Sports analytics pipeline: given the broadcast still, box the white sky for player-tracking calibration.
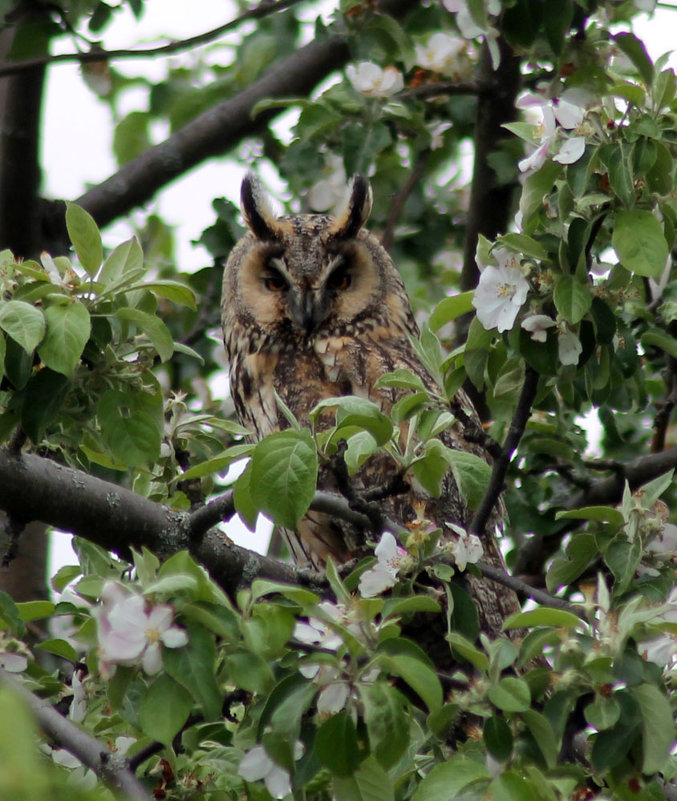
[43,2,677,574]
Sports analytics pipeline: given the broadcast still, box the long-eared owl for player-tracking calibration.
[221,173,520,635]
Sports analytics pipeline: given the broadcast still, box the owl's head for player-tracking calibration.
[221,173,414,342]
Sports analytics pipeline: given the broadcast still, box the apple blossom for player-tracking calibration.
[516,90,588,173]
[346,62,403,97]
[239,741,304,799]
[308,154,346,212]
[521,314,557,342]
[447,524,483,571]
[359,531,407,597]
[415,32,464,76]
[441,0,501,67]
[93,581,188,676]
[558,329,583,366]
[473,249,529,332]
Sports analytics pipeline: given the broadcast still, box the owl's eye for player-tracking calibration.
[327,267,352,291]
[263,271,288,292]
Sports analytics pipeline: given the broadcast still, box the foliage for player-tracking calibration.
[0,0,676,800]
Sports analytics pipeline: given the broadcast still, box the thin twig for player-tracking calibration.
[0,669,150,801]
[470,365,539,536]
[474,560,584,617]
[381,155,427,252]
[399,80,488,101]
[0,0,303,77]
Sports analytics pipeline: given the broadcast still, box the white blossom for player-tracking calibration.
[473,249,529,332]
[308,155,347,212]
[521,314,556,342]
[516,90,588,173]
[239,742,304,799]
[429,121,453,150]
[359,531,406,597]
[415,32,464,75]
[69,671,87,722]
[0,651,27,672]
[346,62,403,97]
[93,581,188,676]
[638,588,677,667]
[558,329,582,366]
[447,524,483,571]
[441,0,501,67]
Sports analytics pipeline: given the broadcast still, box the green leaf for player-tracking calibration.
[333,756,395,801]
[641,328,677,361]
[499,232,549,261]
[377,654,443,712]
[411,758,490,801]
[446,632,490,672]
[224,648,275,694]
[360,682,408,768]
[553,274,592,324]
[315,711,362,776]
[22,368,70,442]
[411,439,449,497]
[612,209,669,278]
[142,280,197,309]
[66,202,103,275]
[521,709,558,768]
[249,429,318,528]
[488,677,531,712]
[162,621,222,719]
[99,237,144,285]
[382,595,441,619]
[311,396,393,446]
[116,307,174,362]
[429,292,475,330]
[555,505,624,526]
[445,449,491,510]
[484,716,513,762]
[16,600,55,621]
[633,683,673,773]
[503,608,583,630]
[585,694,621,730]
[35,637,79,662]
[0,686,50,796]
[0,300,45,353]
[139,673,193,746]
[374,368,427,393]
[614,32,654,86]
[98,389,162,467]
[38,300,91,376]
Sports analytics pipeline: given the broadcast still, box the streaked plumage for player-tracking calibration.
[221,174,520,634]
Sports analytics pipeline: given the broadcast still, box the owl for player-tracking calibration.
[221,173,520,636]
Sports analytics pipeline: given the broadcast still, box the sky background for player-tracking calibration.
[42,1,677,576]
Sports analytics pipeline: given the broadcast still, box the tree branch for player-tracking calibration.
[0,0,304,77]
[564,445,677,510]
[470,365,539,536]
[0,669,150,801]
[41,0,419,245]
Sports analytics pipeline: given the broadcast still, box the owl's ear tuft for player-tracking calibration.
[241,173,279,240]
[331,176,373,239]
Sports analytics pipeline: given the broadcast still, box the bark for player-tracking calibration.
[0,9,49,600]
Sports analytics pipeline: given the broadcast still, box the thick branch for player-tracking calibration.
[41,0,418,244]
[0,669,150,801]
[565,446,677,510]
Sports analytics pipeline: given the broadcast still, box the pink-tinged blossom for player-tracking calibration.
[447,524,483,571]
[558,329,583,366]
[473,249,529,332]
[239,742,304,799]
[516,90,587,173]
[521,314,556,342]
[93,581,188,676]
[359,531,407,597]
[346,62,403,97]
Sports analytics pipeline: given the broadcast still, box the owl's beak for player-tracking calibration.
[291,291,324,334]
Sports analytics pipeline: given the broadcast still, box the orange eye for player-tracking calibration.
[263,273,288,292]
[328,269,352,291]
